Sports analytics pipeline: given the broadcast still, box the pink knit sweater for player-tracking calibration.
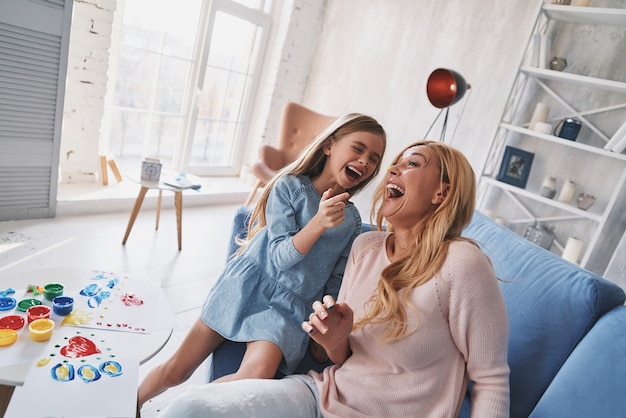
[311,231,510,417]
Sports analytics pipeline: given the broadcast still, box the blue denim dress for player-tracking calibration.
[201,175,361,374]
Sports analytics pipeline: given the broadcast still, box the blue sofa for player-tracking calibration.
[209,207,626,418]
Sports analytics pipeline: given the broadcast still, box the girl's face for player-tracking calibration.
[381,145,449,228]
[322,131,385,192]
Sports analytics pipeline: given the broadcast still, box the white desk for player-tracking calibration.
[0,268,174,415]
[122,170,204,251]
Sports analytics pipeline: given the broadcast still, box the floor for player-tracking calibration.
[0,177,254,417]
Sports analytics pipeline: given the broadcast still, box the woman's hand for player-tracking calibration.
[302,295,353,364]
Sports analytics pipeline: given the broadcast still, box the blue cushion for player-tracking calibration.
[461,211,625,418]
[529,305,626,417]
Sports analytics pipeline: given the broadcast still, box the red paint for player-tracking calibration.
[120,293,144,306]
[60,336,102,358]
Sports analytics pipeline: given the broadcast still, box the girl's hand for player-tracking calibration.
[302,295,353,364]
[316,189,350,229]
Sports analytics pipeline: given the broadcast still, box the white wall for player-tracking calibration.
[302,0,543,215]
[60,0,116,183]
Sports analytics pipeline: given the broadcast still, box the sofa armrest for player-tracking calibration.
[529,305,626,417]
[460,210,625,418]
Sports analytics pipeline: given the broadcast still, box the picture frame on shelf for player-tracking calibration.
[496,146,534,188]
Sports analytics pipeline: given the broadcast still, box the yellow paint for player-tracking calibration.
[62,308,93,325]
[0,329,17,346]
[55,364,70,380]
[103,363,120,374]
[82,367,96,380]
[36,357,51,367]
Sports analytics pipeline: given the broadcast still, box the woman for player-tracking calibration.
[157,140,510,418]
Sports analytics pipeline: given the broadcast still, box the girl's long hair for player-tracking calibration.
[240,113,386,252]
[354,140,477,342]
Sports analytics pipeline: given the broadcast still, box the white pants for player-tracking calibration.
[158,374,322,418]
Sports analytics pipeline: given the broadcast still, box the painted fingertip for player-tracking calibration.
[303,323,314,334]
[326,304,335,310]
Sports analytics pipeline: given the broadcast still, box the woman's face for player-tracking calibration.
[381,144,449,228]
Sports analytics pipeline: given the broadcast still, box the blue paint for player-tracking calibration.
[52,296,74,316]
[0,297,16,311]
[99,361,123,377]
[88,291,110,308]
[0,288,15,297]
[80,283,101,297]
[51,363,75,382]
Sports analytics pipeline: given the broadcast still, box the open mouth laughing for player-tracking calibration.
[386,183,405,198]
[346,165,364,181]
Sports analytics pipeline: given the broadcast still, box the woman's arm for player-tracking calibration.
[448,244,510,418]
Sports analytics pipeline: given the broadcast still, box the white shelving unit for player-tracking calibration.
[478,3,626,275]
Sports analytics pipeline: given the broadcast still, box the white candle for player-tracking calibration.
[562,237,584,264]
[558,180,576,203]
[534,122,553,134]
[529,103,550,130]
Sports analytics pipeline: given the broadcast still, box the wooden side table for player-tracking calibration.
[122,170,203,251]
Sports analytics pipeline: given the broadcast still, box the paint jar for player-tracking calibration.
[0,297,16,311]
[44,283,64,301]
[27,305,51,323]
[29,318,55,342]
[52,296,74,316]
[0,329,18,347]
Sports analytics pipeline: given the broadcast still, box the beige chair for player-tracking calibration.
[244,102,336,206]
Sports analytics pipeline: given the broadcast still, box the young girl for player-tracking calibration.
[138,111,386,407]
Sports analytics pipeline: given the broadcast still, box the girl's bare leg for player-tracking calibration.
[213,340,283,382]
[138,318,225,408]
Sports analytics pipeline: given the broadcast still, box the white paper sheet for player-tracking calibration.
[6,326,141,418]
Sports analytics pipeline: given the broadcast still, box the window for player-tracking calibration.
[106,0,271,176]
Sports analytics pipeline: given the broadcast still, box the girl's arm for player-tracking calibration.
[292,188,350,255]
[265,179,349,271]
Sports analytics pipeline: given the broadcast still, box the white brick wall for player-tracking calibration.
[60,0,116,183]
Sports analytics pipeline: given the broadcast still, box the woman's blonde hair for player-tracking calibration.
[354,140,477,342]
[240,113,386,252]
